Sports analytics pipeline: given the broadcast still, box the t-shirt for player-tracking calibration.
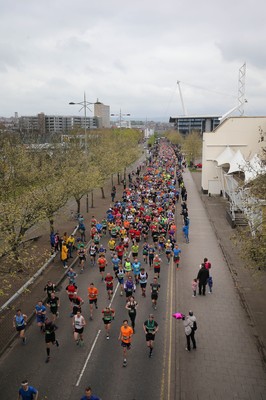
[88,287,98,300]
[18,386,38,400]
[144,319,158,334]
[80,395,100,400]
[150,283,160,294]
[47,297,59,311]
[120,325,133,343]
[105,276,114,288]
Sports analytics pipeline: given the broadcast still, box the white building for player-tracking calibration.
[201,116,265,195]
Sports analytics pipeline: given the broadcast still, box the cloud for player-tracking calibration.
[0,0,266,118]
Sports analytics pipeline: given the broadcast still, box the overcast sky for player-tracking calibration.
[0,0,265,121]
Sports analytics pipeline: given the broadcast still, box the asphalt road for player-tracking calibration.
[1,168,265,400]
[0,228,179,400]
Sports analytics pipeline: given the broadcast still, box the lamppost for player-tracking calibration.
[69,92,95,213]
[69,92,95,153]
[110,109,130,128]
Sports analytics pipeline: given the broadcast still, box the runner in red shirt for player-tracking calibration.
[115,242,125,261]
[104,273,114,300]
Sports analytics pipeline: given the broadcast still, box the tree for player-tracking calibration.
[165,130,184,146]
[182,131,202,164]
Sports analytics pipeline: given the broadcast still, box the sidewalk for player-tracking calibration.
[0,154,145,356]
[191,170,266,361]
[175,169,266,400]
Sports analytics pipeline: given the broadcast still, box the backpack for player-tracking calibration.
[192,321,197,331]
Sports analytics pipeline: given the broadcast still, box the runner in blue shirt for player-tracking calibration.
[18,380,38,400]
[132,259,141,284]
[80,386,101,400]
[35,301,46,331]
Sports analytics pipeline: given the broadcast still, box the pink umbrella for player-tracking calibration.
[172,312,184,319]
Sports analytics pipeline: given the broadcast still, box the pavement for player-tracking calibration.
[0,159,265,400]
[191,171,266,362]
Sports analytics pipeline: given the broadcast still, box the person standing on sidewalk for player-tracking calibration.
[182,313,196,352]
[13,309,27,344]
[61,241,68,269]
[197,263,210,296]
[187,310,197,349]
[18,380,38,400]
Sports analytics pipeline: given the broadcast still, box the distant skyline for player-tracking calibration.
[1,0,266,120]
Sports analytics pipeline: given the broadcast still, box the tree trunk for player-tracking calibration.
[76,198,81,214]
[117,172,120,185]
[49,217,54,233]
[124,166,126,182]
[111,174,114,187]
[91,190,94,208]
[101,187,105,199]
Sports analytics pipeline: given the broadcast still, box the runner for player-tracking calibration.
[104,272,114,300]
[116,264,126,296]
[131,242,139,259]
[165,240,173,263]
[115,241,125,261]
[102,306,115,339]
[125,295,138,332]
[97,254,107,281]
[35,300,46,332]
[173,244,181,268]
[111,254,120,275]
[124,256,132,277]
[143,314,159,357]
[67,267,77,285]
[89,243,98,266]
[43,280,56,299]
[150,277,160,310]
[153,254,162,278]
[118,319,134,367]
[66,281,78,308]
[46,292,60,321]
[108,237,116,253]
[44,317,59,363]
[132,258,141,284]
[71,293,84,317]
[124,276,136,298]
[77,243,86,272]
[148,244,155,269]
[80,386,101,400]
[142,242,149,264]
[18,380,38,400]
[13,309,27,344]
[139,268,148,297]
[73,310,86,346]
[88,283,98,320]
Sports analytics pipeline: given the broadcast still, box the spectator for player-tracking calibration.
[197,263,210,296]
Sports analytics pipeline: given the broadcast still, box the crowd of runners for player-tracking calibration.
[14,139,206,399]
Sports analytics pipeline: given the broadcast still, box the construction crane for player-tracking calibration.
[177,80,188,116]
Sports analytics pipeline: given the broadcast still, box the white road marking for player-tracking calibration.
[75,329,101,387]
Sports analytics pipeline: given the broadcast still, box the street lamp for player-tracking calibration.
[69,92,95,213]
[69,92,95,153]
[110,109,130,129]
